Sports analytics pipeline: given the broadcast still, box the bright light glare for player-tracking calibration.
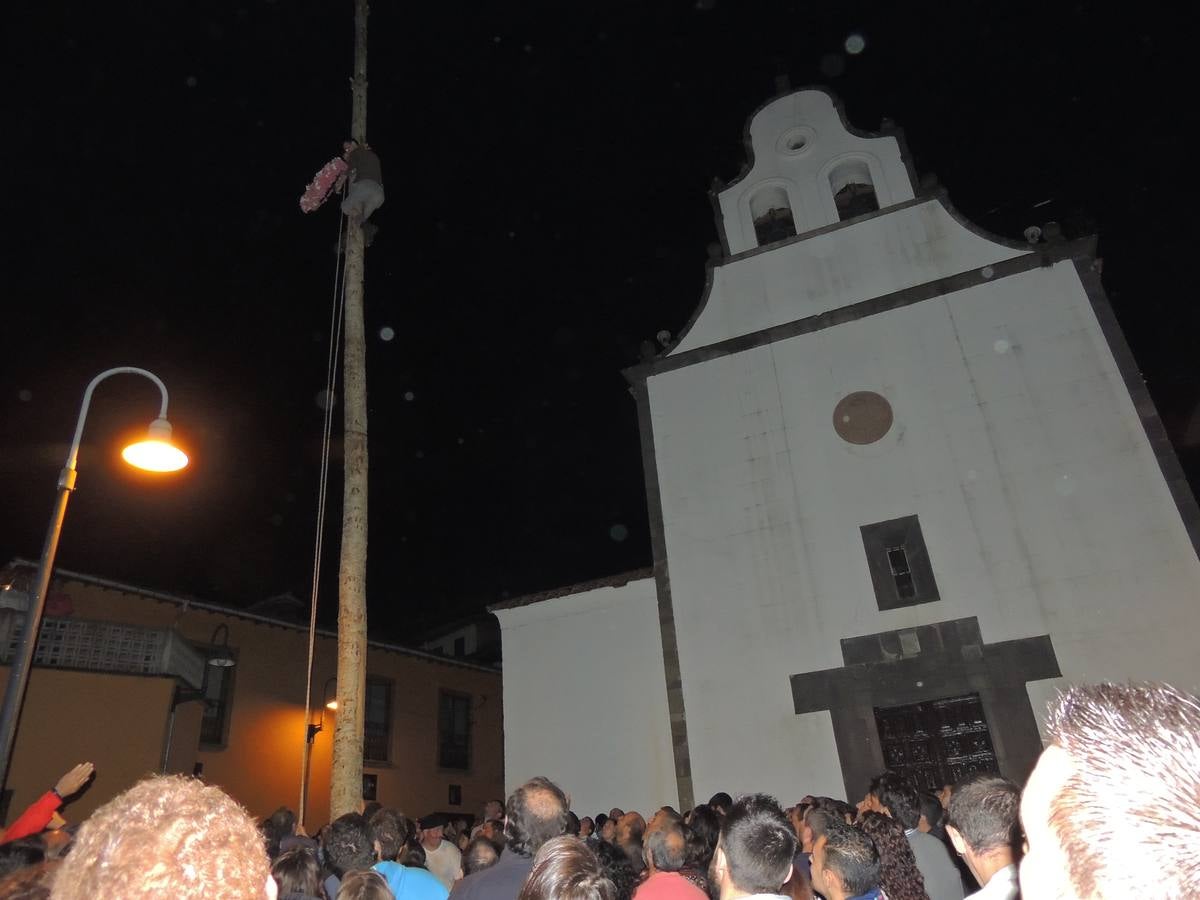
[122,439,189,472]
[326,699,338,710]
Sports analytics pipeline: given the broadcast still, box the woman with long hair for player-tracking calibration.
[857,812,929,900]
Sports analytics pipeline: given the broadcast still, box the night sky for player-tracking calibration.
[3,1,1196,641]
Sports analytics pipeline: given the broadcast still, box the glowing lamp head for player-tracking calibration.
[122,417,188,472]
[326,699,338,711]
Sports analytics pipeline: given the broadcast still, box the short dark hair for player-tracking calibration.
[1043,682,1200,898]
[803,808,838,842]
[369,808,407,861]
[869,773,920,831]
[463,836,501,876]
[518,837,616,900]
[324,813,375,877]
[708,792,733,814]
[644,819,687,872]
[268,806,297,838]
[946,775,1020,855]
[820,820,880,897]
[361,802,383,822]
[566,811,581,836]
[271,848,322,898]
[917,793,943,833]
[505,776,570,858]
[719,794,796,894]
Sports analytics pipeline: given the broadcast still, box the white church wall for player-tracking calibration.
[648,257,1200,800]
[672,200,1026,356]
[493,577,679,815]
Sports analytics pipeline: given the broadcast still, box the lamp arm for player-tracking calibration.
[66,367,171,472]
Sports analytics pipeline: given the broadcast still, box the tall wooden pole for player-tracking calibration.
[331,0,370,818]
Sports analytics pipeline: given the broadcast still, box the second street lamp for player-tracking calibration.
[0,366,189,793]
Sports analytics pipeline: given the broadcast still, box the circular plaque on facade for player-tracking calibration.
[832,391,894,444]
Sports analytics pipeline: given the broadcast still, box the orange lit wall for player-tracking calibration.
[3,576,504,830]
[0,667,178,826]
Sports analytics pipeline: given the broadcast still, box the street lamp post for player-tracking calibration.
[0,367,188,793]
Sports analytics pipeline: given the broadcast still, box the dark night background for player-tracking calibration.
[3,1,1196,642]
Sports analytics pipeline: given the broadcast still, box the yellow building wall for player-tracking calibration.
[0,667,177,826]
[3,576,504,830]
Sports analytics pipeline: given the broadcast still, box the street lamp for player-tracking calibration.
[0,367,188,792]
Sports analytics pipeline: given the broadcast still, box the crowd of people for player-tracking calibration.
[0,681,1197,900]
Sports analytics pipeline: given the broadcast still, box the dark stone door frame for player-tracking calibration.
[790,617,1060,799]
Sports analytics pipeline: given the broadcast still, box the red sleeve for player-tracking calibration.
[1,791,62,842]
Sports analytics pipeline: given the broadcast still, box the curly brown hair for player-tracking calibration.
[50,775,270,900]
[856,812,928,900]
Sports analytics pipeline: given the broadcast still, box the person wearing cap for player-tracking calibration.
[420,812,463,890]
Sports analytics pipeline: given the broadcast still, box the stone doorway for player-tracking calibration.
[874,693,998,792]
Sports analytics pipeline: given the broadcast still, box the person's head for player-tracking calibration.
[0,859,58,900]
[810,820,880,900]
[643,815,688,875]
[463,836,501,876]
[1020,682,1200,900]
[269,807,297,839]
[614,812,645,848]
[325,813,375,878]
[50,775,274,900]
[856,812,925,900]
[481,818,506,846]
[518,837,616,900]
[593,841,639,900]
[711,794,796,898]
[708,793,733,817]
[361,802,382,822]
[419,813,447,849]
[336,869,392,900]
[505,776,571,858]
[800,807,837,853]
[609,808,625,821]
[580,816,595,838]
[369,808,407,862]
[945,774,1020,881]
[0,839,45,879]
[483,799,504,822]
[684,804,720,870]
[863,774,920,831]
[566,811,582,836]
[271,848,322,899]
[597,816,616,843]
[916,792,943,835]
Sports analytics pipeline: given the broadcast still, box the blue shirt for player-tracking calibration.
[374,861,451,900]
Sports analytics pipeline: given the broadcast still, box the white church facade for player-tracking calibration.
[493,89,1200,816]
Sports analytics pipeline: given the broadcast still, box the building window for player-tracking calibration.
[750,185,797,246]
[362,773,378,801]
[830,160,879,220]
[364,678,392,763]
[860,515,940,610]
[886,546,916,601]
[453,636,466,657]
[438,690,472,770]
[199,652,236,747]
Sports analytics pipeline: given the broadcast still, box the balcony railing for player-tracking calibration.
[0,609,205,690]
